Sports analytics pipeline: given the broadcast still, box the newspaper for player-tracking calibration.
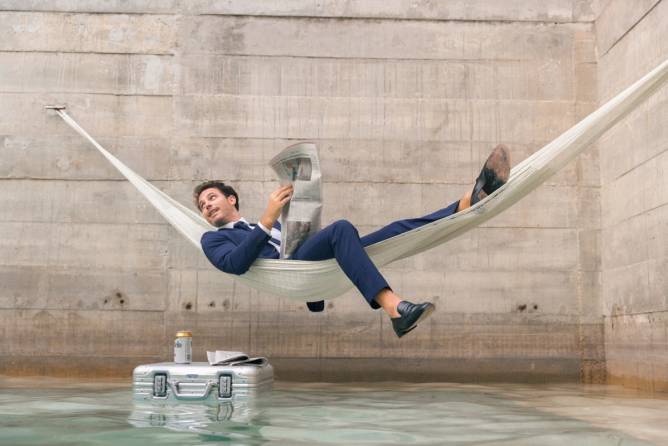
[206,350,268,366]
[269,142,323,258]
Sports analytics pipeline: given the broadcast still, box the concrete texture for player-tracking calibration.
[0,0,657,385]
[597,0,668,393]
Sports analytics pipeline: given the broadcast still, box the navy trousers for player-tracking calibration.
[290,200,460,310]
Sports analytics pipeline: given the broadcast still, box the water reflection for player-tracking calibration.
[125,385,659,445]
[1,379,665,445]
[128,396,268,444]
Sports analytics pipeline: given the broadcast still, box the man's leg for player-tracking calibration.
[359,144,508,247]
[293,144,510,336]
[360,200,461,247]
[291,199,466,315]
[291,220,434,337]
[290,220,434,336]
[290,220,388,310]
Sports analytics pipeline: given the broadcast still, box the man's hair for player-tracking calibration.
[193,180,239,211]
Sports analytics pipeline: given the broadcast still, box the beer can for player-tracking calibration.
[174,330,192,363]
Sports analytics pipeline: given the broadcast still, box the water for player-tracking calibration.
[1,377,667,445]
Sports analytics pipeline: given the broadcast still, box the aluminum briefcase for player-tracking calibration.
[133,362,273,403]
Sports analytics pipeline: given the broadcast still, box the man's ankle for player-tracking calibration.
[457,191,472,212]
[374,288,401,318]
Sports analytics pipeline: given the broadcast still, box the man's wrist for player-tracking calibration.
[256,221,272,236]
[259,214,276,231]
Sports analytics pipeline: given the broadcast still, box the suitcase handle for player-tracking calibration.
[168,380,214,400]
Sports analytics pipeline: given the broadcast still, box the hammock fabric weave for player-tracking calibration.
[50,57,668,302]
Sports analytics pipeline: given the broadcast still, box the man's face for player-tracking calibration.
[198,187,239,227]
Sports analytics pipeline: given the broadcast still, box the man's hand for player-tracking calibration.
[259,185,293,229]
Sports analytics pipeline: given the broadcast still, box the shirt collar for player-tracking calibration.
[219,217,250,230]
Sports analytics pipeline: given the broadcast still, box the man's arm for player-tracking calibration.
[201,227,271,275]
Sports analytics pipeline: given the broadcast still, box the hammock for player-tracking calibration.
[47,57,668,302]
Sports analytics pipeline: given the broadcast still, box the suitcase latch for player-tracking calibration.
[218,374,233,398]
[152,373,168,398]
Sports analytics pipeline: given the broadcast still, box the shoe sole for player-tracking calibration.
[398,303,435,338]
[471,145,510,206]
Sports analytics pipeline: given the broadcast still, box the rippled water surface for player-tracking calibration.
[1,378,667,445]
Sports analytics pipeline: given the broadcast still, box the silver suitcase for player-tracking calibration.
[133,362,273,403]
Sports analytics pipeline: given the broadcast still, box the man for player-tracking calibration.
[196,145,510,338]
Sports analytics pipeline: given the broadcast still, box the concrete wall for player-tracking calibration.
[597,0,668,392]
[0,1,603,381]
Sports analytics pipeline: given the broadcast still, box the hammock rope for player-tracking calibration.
[48,57,668,301]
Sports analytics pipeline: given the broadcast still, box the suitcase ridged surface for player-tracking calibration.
[133,362,273,402]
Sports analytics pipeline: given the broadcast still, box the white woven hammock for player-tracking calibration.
[49,57,668,302]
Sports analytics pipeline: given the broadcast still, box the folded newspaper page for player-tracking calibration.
[206,350,268,366]
[269,142,323,258]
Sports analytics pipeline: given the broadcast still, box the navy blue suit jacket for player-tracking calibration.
[201,222,280,276]
[201,221,325,312]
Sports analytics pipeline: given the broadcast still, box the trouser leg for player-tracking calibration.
[291,200,460,310]
[290,220,387,309]
[360,200,460,247]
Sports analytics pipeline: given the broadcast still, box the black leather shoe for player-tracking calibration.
[306,300,325,312]
[471,144,511,206]
[391,301,435,338]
